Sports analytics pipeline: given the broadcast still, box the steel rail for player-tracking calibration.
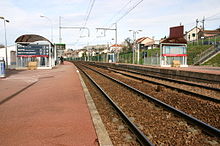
[82,64,220,137]
[76,64,154,146]
[89,63,220,92]
[116,67,220,91]
[112,63,220,84]
[108,68,220,103]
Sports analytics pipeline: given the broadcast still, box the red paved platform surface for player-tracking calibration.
[0,62,98,146]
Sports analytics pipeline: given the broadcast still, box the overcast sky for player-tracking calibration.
[0,0,220,50]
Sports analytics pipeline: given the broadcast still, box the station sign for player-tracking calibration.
[17,44,49,57]
[55,43,66,50]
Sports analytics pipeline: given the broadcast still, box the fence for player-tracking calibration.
[118,52,160,66]
[70,51,160,66]
[143,56,160,66]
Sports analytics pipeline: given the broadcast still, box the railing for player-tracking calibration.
[194,45,220,65]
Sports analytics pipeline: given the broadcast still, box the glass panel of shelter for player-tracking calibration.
[17,56,49,67]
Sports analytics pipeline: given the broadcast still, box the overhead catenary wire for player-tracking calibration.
[114,0,143,25]
[105,0,133,27]
[83,0,96,27]
[206,17,220,21]
[205,12,220,20]
[183,11,220,31]
[74,0,96,47]
[95,0,133,41]
[77,0,143,48]
[95,0,143,46]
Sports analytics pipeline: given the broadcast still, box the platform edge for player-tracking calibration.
[77,68,113,146]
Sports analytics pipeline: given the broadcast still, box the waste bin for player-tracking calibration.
[0,60,6,77]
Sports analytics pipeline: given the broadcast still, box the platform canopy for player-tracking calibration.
[15,34,53,45]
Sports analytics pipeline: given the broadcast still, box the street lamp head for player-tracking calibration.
[0,17,9,22]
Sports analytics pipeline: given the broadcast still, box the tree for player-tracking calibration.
[123,37,133,52]
[0,44,4,48]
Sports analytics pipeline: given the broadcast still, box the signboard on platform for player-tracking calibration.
[55,43,66,50]
[17,44,49,57]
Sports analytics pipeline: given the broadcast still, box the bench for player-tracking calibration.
[28,61,37,70]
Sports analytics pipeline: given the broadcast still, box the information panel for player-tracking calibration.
[17,44,49,57]
[55,43,66,50]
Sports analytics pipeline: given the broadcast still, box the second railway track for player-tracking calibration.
[90,62,220,91]
[83,62,220,129]
[75,62,220,145]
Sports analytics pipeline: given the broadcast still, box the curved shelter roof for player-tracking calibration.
[15,34,53,45]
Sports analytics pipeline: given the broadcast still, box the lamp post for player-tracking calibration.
[40,15,53,42]
[129,30,142,64]
[0,17,9,69]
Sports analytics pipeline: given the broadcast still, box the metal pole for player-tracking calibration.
[59,16,62,43]
[40,16,53,42]
[160,43,162,66]
[3,20,8,68]
[0,17,9,69]
[115,23,117,45]
[196,19,199,45]
[137,41,140,64]
[129,30,142,64]
[51,23,53,42]
[134,31,136,64]
[202,16,205,31]
[132,31,135,64]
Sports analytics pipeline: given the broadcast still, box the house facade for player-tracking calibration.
[184,27,201,42]
[136,37,159,50]
[198,30,220,38]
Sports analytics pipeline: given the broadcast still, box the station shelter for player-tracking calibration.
[107,52,116,63]
[160,26,188,67]
[107,44,122,63]
[15,34,56,69]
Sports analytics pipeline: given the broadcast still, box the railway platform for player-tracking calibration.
[0,62,112,146]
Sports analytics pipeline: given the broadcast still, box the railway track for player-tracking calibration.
[80,70,142,145]
[92,62,220,84]
[75,62,220,145]
[78,65,152,146]
[88,63,220,103]
[84,62,220,129]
